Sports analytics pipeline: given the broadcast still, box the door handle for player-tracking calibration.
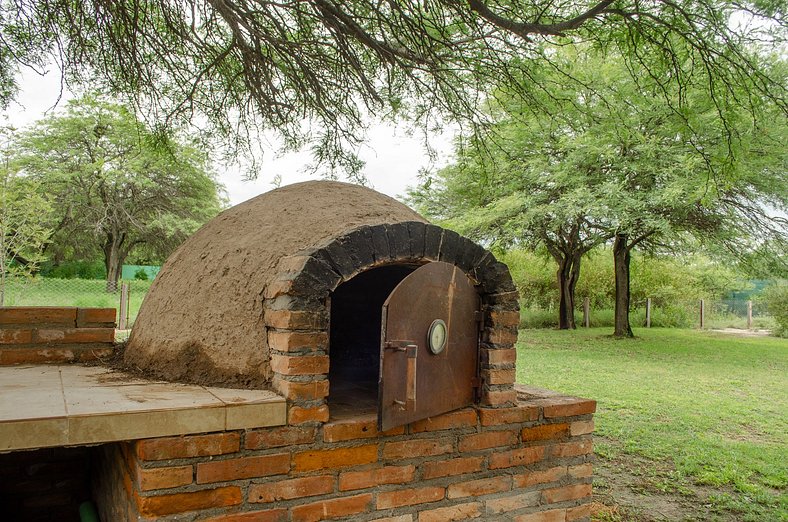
[406,344,417,407]
[385,340,418,410]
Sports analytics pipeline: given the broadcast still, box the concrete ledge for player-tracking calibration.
[0,365,286,452]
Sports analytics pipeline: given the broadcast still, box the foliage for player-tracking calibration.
[133,268,149,281]
[504,247,750,310]
[409,45,787,333]
[10,95,226,285]
[633,255,749,306]
[737,244,788,279]
[0,128,51,305]
[762,281,788,337]
[39,260,106,280]
[0,0,785,176]
[498,249,557,310]
[518,328,788,521]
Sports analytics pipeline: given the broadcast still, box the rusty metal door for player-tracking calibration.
[379,261,480,431]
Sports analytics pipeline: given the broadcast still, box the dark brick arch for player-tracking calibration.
[263,222,520,425]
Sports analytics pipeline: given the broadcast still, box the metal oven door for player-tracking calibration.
[379,261,480,431]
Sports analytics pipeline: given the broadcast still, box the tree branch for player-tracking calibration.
[466,0,615,39]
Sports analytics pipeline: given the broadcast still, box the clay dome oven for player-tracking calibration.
[126,181,519,429]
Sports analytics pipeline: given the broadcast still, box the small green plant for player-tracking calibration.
[134,267,150,280]
[519,307,560,328]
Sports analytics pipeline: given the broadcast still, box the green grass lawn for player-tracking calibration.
[517,328,788,521]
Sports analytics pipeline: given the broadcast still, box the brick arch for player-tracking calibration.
[262,221,520,425]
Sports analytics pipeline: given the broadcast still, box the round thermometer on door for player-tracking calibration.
[428,319,447,354]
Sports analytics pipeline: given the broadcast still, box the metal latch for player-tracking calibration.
[385,340,418,352]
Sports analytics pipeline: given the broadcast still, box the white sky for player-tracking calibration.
[2,67,455,205]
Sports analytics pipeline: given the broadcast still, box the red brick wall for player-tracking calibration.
[95,392,595,521]
[0,307,115,365]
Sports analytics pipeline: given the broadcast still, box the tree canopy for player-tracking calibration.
[10,95,226,288]
[1,0,785,175]
[407,45,787,332]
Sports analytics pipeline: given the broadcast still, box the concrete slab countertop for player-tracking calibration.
[0,365,286,452]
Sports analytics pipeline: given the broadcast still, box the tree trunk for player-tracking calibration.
[613,233,634,338]
[556,253,580,330]
[568,251,581,327]
[103,233,125,293]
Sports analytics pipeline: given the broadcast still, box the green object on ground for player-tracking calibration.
[79,501,100,522]
[121,264,160,280]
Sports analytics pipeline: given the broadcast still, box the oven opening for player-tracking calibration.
[328,264,417,418]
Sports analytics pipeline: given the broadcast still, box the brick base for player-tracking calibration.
[94,390,595,521]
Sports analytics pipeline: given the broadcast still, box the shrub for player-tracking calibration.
[500,250,556,309]
[501,248,747,314]
[762,281,788,337]
[520,307,559,329]
[650,304,693,328]
[40,260,106,280]
[134,268,150,280]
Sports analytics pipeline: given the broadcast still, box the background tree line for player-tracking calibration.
[500,248,780,327]
[407,46,787,337]
[1,95,226,297]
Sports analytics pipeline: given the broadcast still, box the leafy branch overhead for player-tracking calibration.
[0,0,785,175]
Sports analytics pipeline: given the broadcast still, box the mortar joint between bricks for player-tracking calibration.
[289,398,327,407]
[276,374,328,383]
[485,384,512,391]
[272,348,328,357]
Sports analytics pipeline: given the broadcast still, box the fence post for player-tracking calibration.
[747,300,753,330]
[699,299,705,329]
[646,298,652,328]
[583,297,590,328]
[118,282,130,330]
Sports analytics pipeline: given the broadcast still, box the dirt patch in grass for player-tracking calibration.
[708,328,771,337]
[591,438,736,522]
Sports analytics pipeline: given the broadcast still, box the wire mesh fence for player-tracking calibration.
[0,277,153,328]
[521,297,777,330]
[2,276,777,333]
[627,298,775,330]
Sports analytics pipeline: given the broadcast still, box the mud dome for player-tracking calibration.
[126,181,425,386]
[126,180,517,391]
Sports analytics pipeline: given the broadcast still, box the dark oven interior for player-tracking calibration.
[328,264,417,418]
